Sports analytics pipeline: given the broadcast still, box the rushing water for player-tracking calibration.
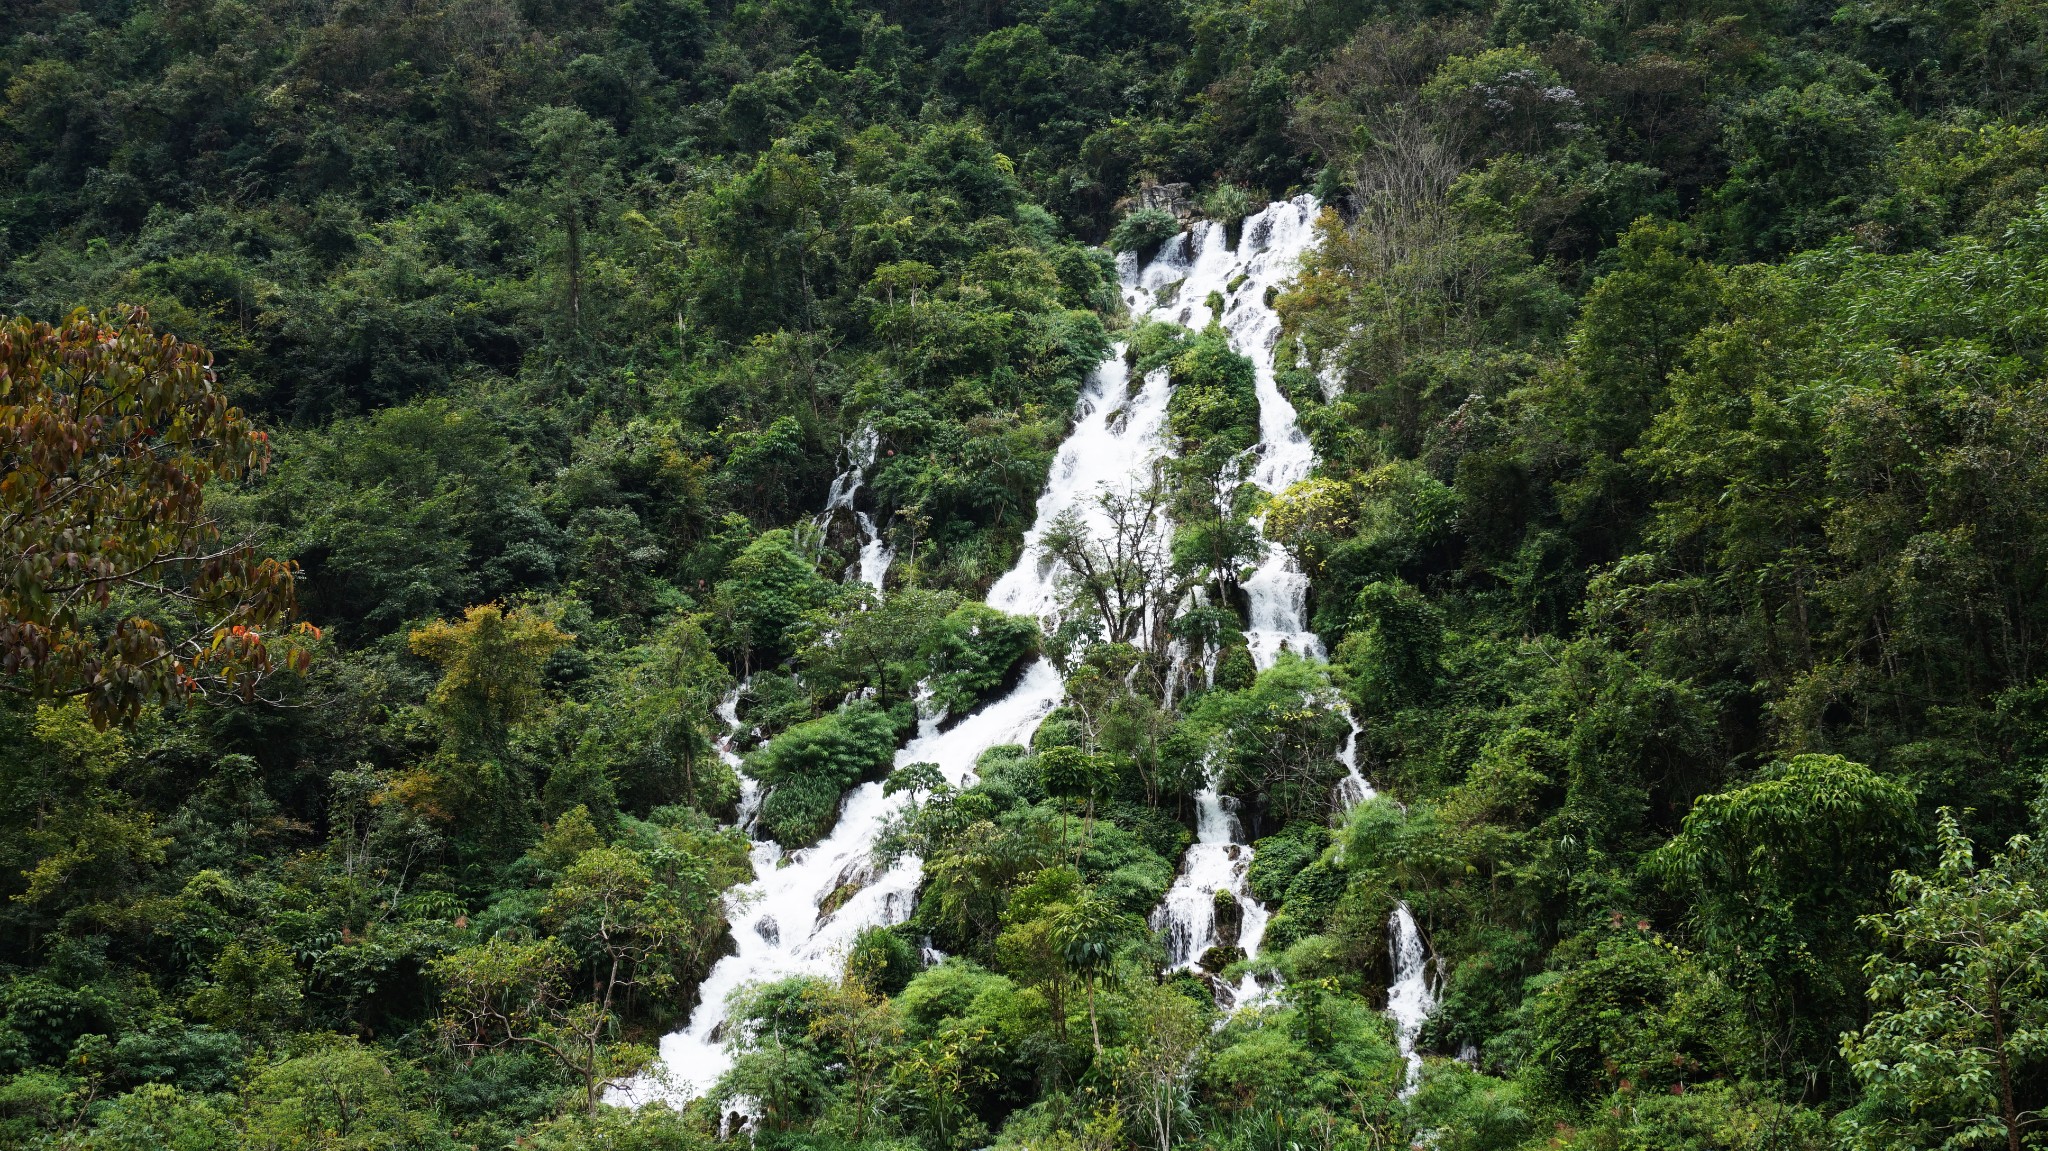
[618,195,1436,1107]
[1128,198,1323,1011]
[1131,197,1439,1075]
[814,426,894,590]
[1387,904,1433,1092]
[1336,719,1434,1092]
[615,263,1186,1107]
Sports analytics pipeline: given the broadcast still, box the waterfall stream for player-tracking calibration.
[1129,198,1322,1011]
[618,195,1435,1107]
[616,259,1185,1106]
[814,426,893,590]
[1130,197,1438,1074]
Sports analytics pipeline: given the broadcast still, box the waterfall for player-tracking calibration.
[814,426,893,590]
[1336,730,1434,1093]
[617,196,1437,1106]
[1386,904,1433,1094]
[1334,715,1373,810]
[1132,198,1324,1012]
[1134,197,1440,1075]
[615,257,1189,1107]
[717,688,767,835]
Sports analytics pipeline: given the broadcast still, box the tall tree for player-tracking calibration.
[522,107,620,336]
[1843,811,2048,1151]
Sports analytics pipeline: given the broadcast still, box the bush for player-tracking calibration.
[756,774,843,850]
[1248,822,1332,905]
[1201,183,1256,225]
[846,927,919,995]
[1167,325,1260,451]
[924,604,1040,718]
[749,701,906,846]
[1109,207,1182,258]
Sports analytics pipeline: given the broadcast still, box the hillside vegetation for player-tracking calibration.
[8,0,2048,1148]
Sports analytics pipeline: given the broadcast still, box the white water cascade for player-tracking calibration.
[718,688,765,834]
[617,196,1437,1108]
[616,266,1188,1108]
[1129,197,1326,1011]
[1335,715,1373,810]
[1386,904,1433,1092]
[814,426,894,590]
[1337,723,1435,1092]
[1335,723,1434,1092]
[1132,197,1439,1075]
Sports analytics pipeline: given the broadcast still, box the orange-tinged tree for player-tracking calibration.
[0,307,310,725]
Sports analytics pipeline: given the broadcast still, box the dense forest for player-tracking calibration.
[9,0,2048,1146]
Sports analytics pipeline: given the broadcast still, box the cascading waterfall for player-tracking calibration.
[616,196,1436,1108]
[1131,197,1323,1011]
[1386,905,1433,1092]
[1335,716,1373,810]
[1335,726,1434,1093]
[1133,197,1439,1075]
[814,426,894,590]
[1336,726,1435,1093]
[718,688,766,834]
[616,263,1187,1107]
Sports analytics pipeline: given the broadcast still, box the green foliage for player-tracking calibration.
[1338,580,1445,714]
[1650,755,1918,1074]
[924,603,1042,718]
[73,1083,232,1151]
[1199,984,1405,1130]
[18,0,2048,1141]
[1189,656,1350,824]
[1709,83,1894,258]
[846,927,919,996]
[799,588,1039,717]
[240,1039,451,1150]
[750,701,905,846]
[1166,325,1260,463]
[1109,209,1182,258]
[1842,811,2048,1151]
[410,604,574,759]
[1520,930,1745,1104]
[184,937,303,1039]
[709,531,836,672]
[1248,821,1332,905]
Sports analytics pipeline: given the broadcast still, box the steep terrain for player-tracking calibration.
[11,0,2048,1147]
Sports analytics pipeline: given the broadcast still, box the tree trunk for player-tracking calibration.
[1088,979,1100,1053]
[1990,974,2022,1151]
[566,208,583,330]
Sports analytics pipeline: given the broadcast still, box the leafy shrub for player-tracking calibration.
[1109,207,1181,259]
[758,774,848,850]
[846,927,919,995]
[924,604,1040,718]
[1201,183,1256,225]
[1248,822,1332,905]
[749,702,906,846]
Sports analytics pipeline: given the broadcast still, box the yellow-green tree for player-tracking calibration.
[408,603,572,757]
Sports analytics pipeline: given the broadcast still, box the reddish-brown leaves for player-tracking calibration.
[0,306,314,725]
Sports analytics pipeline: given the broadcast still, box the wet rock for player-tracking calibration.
[1212,890,1243,947]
